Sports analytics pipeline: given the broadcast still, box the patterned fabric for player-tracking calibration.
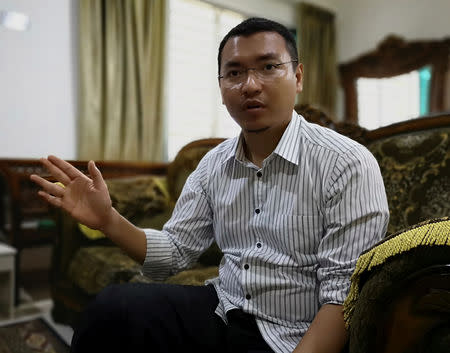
[106,175,170,223]
[143,112,389,353]
[77,175,170,240]
[67,174,222,295]
[164,266,219,286]
[68,247,141,295]
[367,128,450,235]
[167,145,219,201]
[343,218,450,353]
[69,247,221,294]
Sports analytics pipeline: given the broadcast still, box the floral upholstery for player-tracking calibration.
[69,247,142,295]
[367,127,450,235]
[167,138,225,201]
[77,175,171,240]
[106,175,170,223]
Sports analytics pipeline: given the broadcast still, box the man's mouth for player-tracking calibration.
[243,101,265,110]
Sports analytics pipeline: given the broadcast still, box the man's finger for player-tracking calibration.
[40,158,72,185]
[88,160,106,190]
[30,175,65,197]
[47,155,84,181]
[38,191,63,208]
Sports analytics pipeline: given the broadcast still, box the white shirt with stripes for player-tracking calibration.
[143,111,389,353]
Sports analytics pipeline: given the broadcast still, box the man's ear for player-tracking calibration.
[295,63,304,93]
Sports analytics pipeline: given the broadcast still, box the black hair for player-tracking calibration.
[217,17,298,75]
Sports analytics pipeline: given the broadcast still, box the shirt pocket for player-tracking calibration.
[274,214,324,258]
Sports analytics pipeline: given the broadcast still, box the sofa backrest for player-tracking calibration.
[167,138,226,202]
[365,113,450,235]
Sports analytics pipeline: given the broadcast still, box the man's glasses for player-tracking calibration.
[218,60,298,86]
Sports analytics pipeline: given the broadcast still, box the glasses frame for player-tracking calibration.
[218,60,298,81]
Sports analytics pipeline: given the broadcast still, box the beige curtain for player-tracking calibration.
[78,0,166,161]
[296,2,337,115]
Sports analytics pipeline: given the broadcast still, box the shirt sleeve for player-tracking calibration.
[141,156,215,281]
[317,145,389,305]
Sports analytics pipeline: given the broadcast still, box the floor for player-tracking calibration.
[0,242,74,345]
[0,297,74,346]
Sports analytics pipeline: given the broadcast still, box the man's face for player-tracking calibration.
[219,31,303,134]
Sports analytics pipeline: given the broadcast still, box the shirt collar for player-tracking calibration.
[272,111,302,166]
[222,135,241,164]
[222,111,302,166]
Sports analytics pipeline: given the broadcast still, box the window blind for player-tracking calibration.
[166,0,244,160]
[357,71,421,130]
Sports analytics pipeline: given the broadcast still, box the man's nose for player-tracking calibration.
[241,69,262,95]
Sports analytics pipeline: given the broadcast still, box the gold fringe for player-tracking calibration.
[343,219,450,328]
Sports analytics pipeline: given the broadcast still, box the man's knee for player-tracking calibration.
[72,283,174,351]
[90,283,173,321]
[72,283,223,353]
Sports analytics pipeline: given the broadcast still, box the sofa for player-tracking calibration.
[50,138,225,326]
[49,107,450,333]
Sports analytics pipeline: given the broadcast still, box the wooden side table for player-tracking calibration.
[0,242,16,319]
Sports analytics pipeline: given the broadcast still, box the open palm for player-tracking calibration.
[30,156,113,231]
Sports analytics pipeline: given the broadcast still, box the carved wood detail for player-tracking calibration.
[339,36,450,123]
[295,104,370,145]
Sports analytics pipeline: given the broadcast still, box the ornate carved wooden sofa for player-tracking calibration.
[26,108,450,350]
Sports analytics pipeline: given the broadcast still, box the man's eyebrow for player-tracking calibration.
[223,61,242,68]
[223,53,282,69]
[256,53,281,61]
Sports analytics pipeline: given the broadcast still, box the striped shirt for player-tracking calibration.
[143,111,389,353]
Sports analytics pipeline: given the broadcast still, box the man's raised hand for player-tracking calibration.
[30,156,113,232]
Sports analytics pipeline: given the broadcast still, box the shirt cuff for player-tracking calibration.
[319,277,351,306]
[141,228,174,281]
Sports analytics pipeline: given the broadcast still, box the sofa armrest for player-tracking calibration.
[344,218,450,353]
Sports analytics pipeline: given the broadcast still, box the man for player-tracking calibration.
[31,18,389,353]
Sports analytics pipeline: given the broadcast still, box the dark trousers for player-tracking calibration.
[71,283,274,353]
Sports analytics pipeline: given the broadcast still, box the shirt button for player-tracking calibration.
[256,242,262,248]
[246,294,251,300]
[256,171,262,178]
[255,208,260,214]
[244,264,249,270]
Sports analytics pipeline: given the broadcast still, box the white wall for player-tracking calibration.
[0,0,77,159]
[337,0,450,63]
[205,0,294,27]
[205,0,339,28]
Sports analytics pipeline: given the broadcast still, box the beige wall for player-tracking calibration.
[0,0,78,159]
[337,0,450,63]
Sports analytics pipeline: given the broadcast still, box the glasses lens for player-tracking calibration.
[221,62,292,85]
